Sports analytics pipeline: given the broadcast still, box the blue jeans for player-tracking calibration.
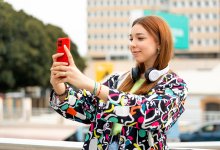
[108,141,119,150]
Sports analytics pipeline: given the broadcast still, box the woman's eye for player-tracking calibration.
[129,38,133,41]
[138,38,144,40]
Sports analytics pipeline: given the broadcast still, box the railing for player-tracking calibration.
[0,138,220,150]
[0,138,82,150]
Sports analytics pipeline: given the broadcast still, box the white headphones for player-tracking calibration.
[131,65,170,82]
[146,65,170,82]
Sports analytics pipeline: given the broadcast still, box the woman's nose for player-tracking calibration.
[130,40,136,48]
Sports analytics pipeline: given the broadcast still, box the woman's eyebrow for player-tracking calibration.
[135,33,145,36]
[129,33,145,37]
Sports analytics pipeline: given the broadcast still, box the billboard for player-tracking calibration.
[130,10,189,50]
[95,62,113,82]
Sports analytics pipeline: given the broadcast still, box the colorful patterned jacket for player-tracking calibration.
[50,72,188,150]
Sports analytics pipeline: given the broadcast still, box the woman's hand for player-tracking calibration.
[50,45,94,91]
[50,45,109,102]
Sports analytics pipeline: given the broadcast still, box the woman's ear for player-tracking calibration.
[157,47,160,55]
[157,45,161,54]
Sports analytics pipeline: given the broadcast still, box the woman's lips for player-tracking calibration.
[132,51,141,56]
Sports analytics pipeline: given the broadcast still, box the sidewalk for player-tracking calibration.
[0,123,76,140]
[0,114,87,141]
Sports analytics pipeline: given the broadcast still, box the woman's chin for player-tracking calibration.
[134,59,144,64]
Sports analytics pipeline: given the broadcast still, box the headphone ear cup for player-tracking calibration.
[144,66,170,83]
[144,68,155,82]
[131,67,140,82]
[145,68,162,82]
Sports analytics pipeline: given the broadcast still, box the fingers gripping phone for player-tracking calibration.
[56,37,71,65]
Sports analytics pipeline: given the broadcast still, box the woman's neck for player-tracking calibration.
[140,73,146,79]
[144,63,154,71]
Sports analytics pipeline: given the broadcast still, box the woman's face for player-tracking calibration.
[129,24,158,68]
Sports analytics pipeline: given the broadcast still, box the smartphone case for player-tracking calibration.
[56,37,71,64]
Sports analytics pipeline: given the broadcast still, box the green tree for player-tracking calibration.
[0,1,86,92]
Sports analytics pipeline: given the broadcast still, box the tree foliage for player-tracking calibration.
[0,1,86,92]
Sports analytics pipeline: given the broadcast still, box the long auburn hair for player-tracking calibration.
[118,16,173,95]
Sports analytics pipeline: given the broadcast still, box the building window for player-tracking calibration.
[101,45,104,51]
[213,26,217,32]
[120,0,124,5]
[205,26,209,32]
[190,39,194,45]
[201,39,205,46]
[100,11,103,17]
[213,13,217,19]
[206,103,220,111]
[88,34,91,39]
[193,1,197,7]
[100,34,103,39]
[209,39,214,46]
[190,26,193,32]
[121,34,124,39]
[213,39,218,45]
[181,1,185,7]
[133,0,137,5]
[205,13,209,19]
[94,45,97,51]
[88,45,91,50]
[205,1,209,6]
[197,1,201,6]
[107,34,110,39]
[197,26,201,32]
[205,39,209,45]
[197,39,201,45]
[193,13,197,20]
[188,14,192,19]
[201,13,205,20]
[120,45,124,50]
[197,14,201,19]
[199,26,203,33]
[213,0,217,6]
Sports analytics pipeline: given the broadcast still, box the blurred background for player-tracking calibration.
[0,0,220,144]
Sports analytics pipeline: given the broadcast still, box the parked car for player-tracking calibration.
[180,121,220,142]
[166,122,180,142]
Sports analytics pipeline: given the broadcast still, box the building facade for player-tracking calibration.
[87,0,220,60]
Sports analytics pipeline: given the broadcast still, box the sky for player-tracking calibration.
[4,0,87,56]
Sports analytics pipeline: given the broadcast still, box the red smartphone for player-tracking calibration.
[56,37,71,64]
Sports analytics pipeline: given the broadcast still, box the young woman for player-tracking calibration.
[50,15,188,150]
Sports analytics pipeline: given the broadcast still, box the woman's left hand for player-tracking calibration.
[51,45,93,90]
